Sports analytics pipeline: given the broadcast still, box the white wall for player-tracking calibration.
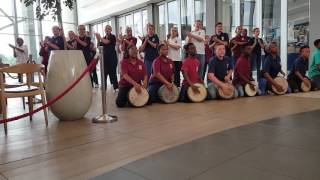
[77,0,152,24]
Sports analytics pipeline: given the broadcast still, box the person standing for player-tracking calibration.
[74,25,95,87]
[66,30,77,50]
[39,36,50,73]
[89,41,99,87]
[9,37,28,64]
[120,27,137,53]
[139,24,159,77]
[209,22,231,57]
[46,26,65,54]
[249,27,265,79]
[185,20,206,79]
[95,25,119,90]
[166,26,182,87]
[9,37,28,82]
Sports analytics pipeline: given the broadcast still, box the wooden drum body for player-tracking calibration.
[271,77,288,95]
[158,84,179,104]
[217,83,235,100]
[244,81,258,97]
[187,83,207,103]
[128,88,149,107]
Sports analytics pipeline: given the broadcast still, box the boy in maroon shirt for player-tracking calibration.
[179,43,203,102]
[116,45,148,107]
[148,44,175,103]
[233,45,256,97]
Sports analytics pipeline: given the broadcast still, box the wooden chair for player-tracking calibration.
[0,64,48,134]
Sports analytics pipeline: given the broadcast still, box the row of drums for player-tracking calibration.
[128,76,311,107]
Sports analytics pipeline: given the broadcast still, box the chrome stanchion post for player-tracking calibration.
[92,46,118,123]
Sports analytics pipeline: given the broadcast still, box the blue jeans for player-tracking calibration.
[144,59,153,77]
[312,75,320,89]
[235,85,244,97]
[196,54,205,79]
[147,82,162,103]
[207,82,238,99]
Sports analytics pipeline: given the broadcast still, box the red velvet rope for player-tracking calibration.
[0,59,99,124]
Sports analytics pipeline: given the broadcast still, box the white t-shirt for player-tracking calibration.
[185,29,205,55]
[15,45,28,64]
[168,37,182,61]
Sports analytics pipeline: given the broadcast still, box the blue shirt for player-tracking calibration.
[48,36,64,54]
[143,34,159,61]
[288,56,308,80]
[261,55,282,78]
[208,56,233,82]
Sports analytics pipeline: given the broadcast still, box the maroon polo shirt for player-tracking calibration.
[181,56,201,86]
[119,58,147,87]
[231,35,249,60]
[233,55,253,86]
[150,56,174,83]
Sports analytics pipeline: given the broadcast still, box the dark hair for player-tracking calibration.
[299,45,310,53]
[183,43,194,57]
[157,43,166,52]
[314,39,320,47]
[215,22,222,27]
[123,45,135,59]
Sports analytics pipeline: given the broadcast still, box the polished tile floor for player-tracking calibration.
[93,110,320,180]
[0,89,320,180]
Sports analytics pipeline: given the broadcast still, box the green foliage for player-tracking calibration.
[21,0,76,21]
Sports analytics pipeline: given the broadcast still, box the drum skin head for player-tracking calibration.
[217,83,235,99]
[128,88,149,107]
[244,81,258,97]
[272,77,288,95]
[301,81,311,92]
[158,84,180,104]
[187,83,207,102]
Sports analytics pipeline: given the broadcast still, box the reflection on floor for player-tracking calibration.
[0,90,320,180]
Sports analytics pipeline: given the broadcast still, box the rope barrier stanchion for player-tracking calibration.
[92,46,118,123]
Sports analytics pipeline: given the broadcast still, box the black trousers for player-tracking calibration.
[116,86,131,108]
[288,77,302,92]
[173,61,182,87]
[104,59,119,90]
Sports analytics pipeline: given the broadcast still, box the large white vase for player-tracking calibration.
[46,50,92,121]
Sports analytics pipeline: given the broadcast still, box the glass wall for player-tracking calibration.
[287,0,309,70]
[0,0,77,64]
[158,4,166,40]
[262,0,281,45]
[167,1,179,37]
[215,0,236,36]
[240,0,256,36]
[181,0,193,40]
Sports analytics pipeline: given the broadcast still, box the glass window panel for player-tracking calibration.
[0,34,15,64]
[194,0,206,28]
[134,11,142,36]
[125,14,133,29]
[262,0,281,45]
[142,10,148,35]
[118,16,126,35]
[215,0,236,36]
[158,4,166,41]
[0,16,15,34]
[240,0,256,36]
[167,1,179,33]
[287,0,309,70]
[181,0,193,40]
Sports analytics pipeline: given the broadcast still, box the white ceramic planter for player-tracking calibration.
[46,50,92,121]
